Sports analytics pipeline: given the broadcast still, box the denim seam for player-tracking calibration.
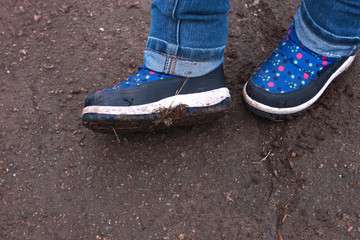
[146,47,223,62]
[301,1,359,47]
[165,57,171,74]
[169,57,175,74]
[171,58,177,74]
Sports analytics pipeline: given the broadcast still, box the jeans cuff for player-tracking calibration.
[144,36,225,77]
[295,5,359,58]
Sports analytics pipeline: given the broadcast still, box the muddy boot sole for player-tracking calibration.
[82,97,231,133]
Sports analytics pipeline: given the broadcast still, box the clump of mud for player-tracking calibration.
[83,104,230,134]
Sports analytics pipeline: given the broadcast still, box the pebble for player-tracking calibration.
[20,210,27,219]
[78,135,85,142]
[33,15,41,22]
[20,49,27,55]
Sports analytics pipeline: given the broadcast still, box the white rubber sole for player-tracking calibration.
[82,87,230,116]
[242,55,355,115]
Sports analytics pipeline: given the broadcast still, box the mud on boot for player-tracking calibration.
[82,65,231,133]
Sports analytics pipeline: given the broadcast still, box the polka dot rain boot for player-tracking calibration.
[82,65,231,133]
[242,22,356,120]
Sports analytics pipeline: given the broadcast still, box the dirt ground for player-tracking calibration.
[1,0,359,239]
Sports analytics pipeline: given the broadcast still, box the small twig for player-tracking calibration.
[8,23,15,35]
[282,214,294,223]
[288,159,305,184]
[2,17,8,30]
[278,233,284,240]
[243,141,249,156]
[2,17,15,34]
[127,1,140,8]
[112,127,121,146]
[253,150,272,164]
[281,214,288,223]
[261,150,272,161]
[156,77,189,123]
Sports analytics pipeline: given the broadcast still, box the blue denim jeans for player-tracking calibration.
[144,0,360,77]
[296,0,360,58]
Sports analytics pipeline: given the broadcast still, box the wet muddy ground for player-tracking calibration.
[1,0,359,239]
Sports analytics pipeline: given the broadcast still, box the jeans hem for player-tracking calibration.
[144,36,225,77]
[301,1,360,45]
[295,7,359,58]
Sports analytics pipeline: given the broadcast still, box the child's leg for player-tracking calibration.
[243,0,360,120]
[145,0,231,77]
[82,1,232,132]
[296,0,360,58]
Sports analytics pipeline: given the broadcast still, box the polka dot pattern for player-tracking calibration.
[98,66,174,92]
[251,22,341,93]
